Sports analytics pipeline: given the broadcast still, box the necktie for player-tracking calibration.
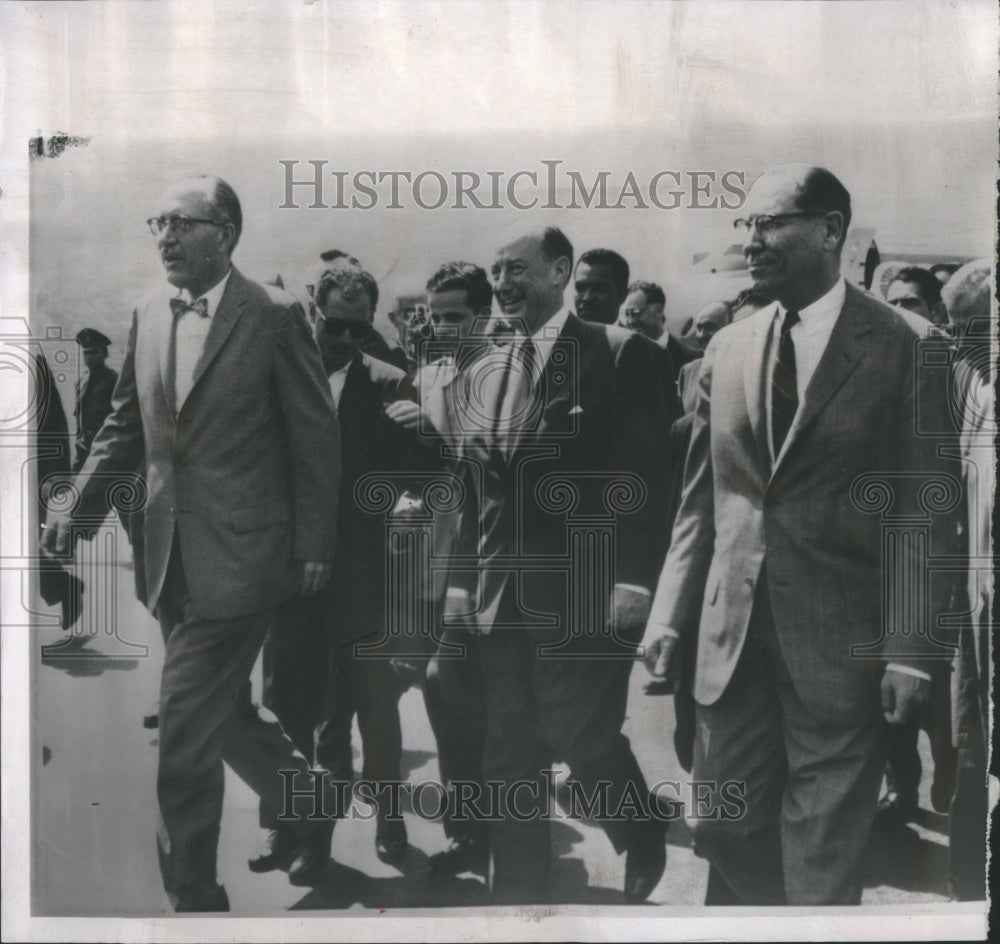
[771,308,800,458]
[169,297,209,318]
[496,336,539,454]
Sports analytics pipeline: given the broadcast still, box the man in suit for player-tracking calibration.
[386,261,495,876]
[254,260,430,872]
[72,328,119,472]
[642,164,958,905]
[447,226,673,903]
[42,175,341,911]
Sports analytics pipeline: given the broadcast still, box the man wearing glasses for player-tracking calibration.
[42,175,341,911]
[642,164,958,904]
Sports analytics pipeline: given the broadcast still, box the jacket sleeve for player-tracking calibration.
[646,342,717,638]
[610,332,676,591]
[273,302,340,562]
[74,312,146,521]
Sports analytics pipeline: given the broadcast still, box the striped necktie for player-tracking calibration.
[771,308,800,457]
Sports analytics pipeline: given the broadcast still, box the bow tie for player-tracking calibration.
[170,297,209,318]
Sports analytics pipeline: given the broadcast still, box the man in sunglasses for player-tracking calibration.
[42,175,341,911]
[643,163,959,905]
[255,260,433,869]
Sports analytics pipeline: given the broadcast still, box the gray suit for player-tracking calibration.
[648,283,958,903]
[74,267,340,904]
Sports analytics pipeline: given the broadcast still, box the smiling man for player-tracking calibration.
[643,164,958,905]
[446,226,674,904]
[42,175,341,911]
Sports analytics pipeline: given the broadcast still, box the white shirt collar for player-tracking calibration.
[178,267,233,319]
[776,276,846,336]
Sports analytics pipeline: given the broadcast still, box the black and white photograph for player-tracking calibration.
[1,1,995,941]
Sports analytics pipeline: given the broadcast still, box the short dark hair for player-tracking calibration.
[795,167,851,248]
[627,280,665,308]
[540,227,575,278]
[578,248,630,296]
[314,262,374,315]
[426,261,494,311]
[357,270,379,312]
[891,266,943,307]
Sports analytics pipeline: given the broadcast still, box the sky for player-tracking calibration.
[3,0,997,386]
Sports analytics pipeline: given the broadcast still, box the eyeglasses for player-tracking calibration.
[732,212,824,234]
[147,215,223,236]
[622,307,649,320]
[319,316,371,339]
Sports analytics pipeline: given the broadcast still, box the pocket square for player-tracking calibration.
[568,405,584,415]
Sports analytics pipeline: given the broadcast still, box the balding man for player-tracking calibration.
[43,176,341,910]
[643,164,958,904]
[448,226,674,903]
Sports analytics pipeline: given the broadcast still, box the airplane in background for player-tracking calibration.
[662,226,975,335]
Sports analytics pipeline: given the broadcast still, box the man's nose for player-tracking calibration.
[743,222,764,252]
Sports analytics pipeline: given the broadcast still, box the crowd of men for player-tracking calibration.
[40,164,991,911]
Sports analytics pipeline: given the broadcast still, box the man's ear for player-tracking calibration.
[552,255,572,286]
[823,211,846,250]
[219,221,238,255]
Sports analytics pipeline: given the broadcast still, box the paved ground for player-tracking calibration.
[32,538,957,916]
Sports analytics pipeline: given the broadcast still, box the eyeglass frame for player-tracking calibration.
[732,212,827,234]
[146,214,227,237]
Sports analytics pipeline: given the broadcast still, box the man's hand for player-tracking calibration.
[443,588,477,633]
[385,400,436,433]
[40,511,75,559]
[296,560,331,595]
[641,632,680,680]
[881,669,931,725]
[610,585,652,640]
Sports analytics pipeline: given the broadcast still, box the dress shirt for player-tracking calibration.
[327,363,351,410]
[174,268,232,409]
[519,305,571,369]
[765,276,846,466]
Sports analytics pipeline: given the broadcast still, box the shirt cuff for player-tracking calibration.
[886,663,932,682]
[446,587,471,600]
[644,624,682,641]
[615,583,650,597]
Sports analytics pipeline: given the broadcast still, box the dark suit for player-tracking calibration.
[73,362,118,472]
[647,283,958,903]
[72,267,340,904]
[261,353,427,819]
[452,313,673,901]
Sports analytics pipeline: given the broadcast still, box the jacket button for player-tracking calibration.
[744,577,755,590]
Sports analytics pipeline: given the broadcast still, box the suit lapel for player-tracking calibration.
[155,288,177,414]
[778,287,871,463]
[186,268,247,405]
[743,306,774,474]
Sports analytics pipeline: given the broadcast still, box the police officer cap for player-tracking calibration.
[76,328,111,348]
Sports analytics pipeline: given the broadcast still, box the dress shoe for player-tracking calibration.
[428,835,489,876]
[172,882,230,912]
[375,814,408,863]
[287,821,334,886]
[623,823,667,903]
[248,825,297,873]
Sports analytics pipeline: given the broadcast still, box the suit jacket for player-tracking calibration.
[75,267,340,620]
[453,314,673,639]
[648,283,959,725]
[325,352,431,637]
